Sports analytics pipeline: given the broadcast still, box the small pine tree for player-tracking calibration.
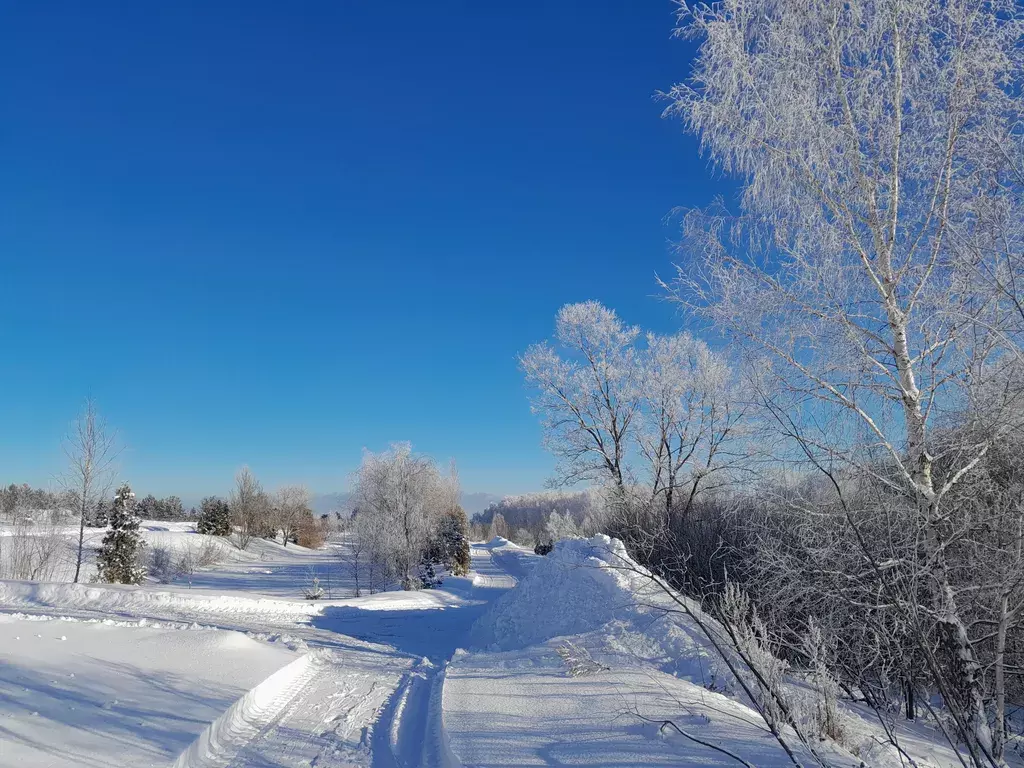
[433,506,471,576]
[97,483,147,584]
[197,496,231,536]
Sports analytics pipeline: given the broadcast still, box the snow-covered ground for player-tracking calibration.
[0,531,521,767]
[0,530,987,767]
[0,615,297,768]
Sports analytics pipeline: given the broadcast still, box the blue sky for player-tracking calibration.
[0,1,729,498]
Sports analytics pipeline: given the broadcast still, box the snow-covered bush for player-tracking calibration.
[150,537,225,586]
[301,566,325,599]
[149,546,176,584]
[556,640,609,677]
[0,516,67,581]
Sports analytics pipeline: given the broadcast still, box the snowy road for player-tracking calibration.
[169,543,520,768]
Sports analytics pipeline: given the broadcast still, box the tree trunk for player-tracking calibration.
[993,593,1008,762]
[886,288,999,765]
[73,496,87,584]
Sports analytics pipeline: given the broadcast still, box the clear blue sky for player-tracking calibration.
[0,1,729,498]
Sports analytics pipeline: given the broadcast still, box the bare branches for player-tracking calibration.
[59,399,120,583]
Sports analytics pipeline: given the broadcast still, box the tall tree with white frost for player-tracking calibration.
[520,302,641,494]
[489,512,509,541]
[666,0,1024,762]
[274,485,311,546]
[637,332,744,520]
[351,443,458,589]
[97,483,146,584]
[59,399,120,584]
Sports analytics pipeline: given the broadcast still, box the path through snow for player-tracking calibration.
[169,543,520,768]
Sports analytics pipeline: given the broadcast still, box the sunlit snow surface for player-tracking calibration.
[0,616,296,767]
[0,531,978,767]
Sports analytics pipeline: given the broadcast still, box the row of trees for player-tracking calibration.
[0,484,65,521]
[472,490,596,546]
[226,468,326,550]
[523,1,1024,765]
[346,443,470,593]
[5,399,332,584]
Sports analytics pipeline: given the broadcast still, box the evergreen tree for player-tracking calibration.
[97,483,146,584]
[137,494,158,519]
[197,496,231,536]
[431,506,471,576]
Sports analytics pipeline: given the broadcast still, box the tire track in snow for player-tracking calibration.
[171,544,521,768]
[171,648,406,768]
[377,544,522,768]
[171,651,325,768]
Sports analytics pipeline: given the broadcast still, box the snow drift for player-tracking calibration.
[469,535,717,681]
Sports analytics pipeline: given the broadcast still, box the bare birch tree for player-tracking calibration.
[638,332,746,520]
[274,484,311,547]
[60,399,119,583]
[231,466,266,550]
[665,0,1024,762]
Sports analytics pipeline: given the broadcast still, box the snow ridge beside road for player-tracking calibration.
[0,580,324,621]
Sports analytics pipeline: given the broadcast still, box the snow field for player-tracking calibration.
[0,615,297,768]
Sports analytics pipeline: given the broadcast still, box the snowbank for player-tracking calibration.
[470,536,711,675]
[461,535,966,768]
[141,529,238,560]
[0,614,297,768]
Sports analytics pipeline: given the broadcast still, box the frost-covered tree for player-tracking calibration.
[665,0,1024,761]
[545,510,581,543]
[97,483,146,584]
[351,443,458,589]
[196,496,231,536]
[231,467,270,549]
[638,333,745,520]
[476,490,592,542]
[520,302,641,492]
